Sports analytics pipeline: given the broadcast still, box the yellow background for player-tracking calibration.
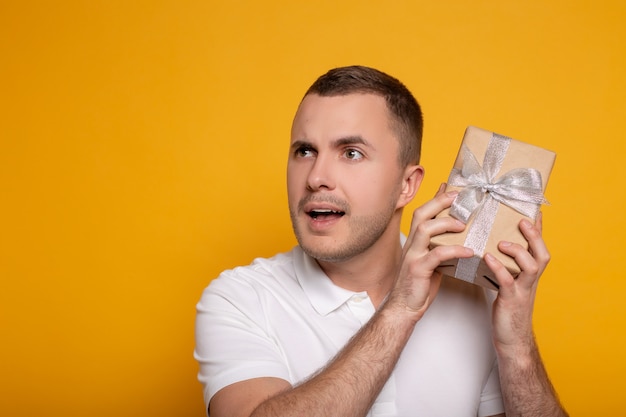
[1,1,624,415]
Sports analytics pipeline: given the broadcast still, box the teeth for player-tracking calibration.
[309,209,343,219]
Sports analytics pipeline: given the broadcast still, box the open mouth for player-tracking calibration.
[307,209,345,221]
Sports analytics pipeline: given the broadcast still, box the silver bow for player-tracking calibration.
[448,144,548,224]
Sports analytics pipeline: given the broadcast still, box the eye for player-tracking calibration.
[344,148,364,160]
[295,145,316,158]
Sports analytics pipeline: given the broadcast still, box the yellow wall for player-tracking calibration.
[1,1,624,415]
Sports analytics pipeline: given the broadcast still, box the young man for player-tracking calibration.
[195,66,568,417]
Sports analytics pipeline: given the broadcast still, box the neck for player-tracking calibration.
[316,219,403,308]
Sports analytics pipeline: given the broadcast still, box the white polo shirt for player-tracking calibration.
[195,246,504,416]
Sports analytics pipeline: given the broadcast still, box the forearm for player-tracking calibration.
[497,337,568,417]
[251,304,417,417]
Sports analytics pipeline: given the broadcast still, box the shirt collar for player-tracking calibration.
[292,235,406,316]
[293,246,360,316]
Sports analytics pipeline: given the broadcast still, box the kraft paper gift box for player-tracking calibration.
[429,126,556,291]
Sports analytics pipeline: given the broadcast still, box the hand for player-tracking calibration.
[387,184,474,320]
[485,212,550,356]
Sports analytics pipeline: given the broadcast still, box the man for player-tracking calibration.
[195,66,568,416]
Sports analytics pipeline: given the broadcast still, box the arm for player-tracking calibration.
[250,301,422,417]
[484,213,568,417]
[211,304,415,417]
[210,189,473,417]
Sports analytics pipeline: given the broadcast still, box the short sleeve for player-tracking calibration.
[194,275,290,410]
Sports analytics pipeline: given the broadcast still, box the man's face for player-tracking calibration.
[287,93,408,263]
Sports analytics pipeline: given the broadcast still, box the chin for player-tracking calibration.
[298,233,375,263]
[300,244,352,263]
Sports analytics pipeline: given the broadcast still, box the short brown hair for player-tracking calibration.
[305,65,423,166]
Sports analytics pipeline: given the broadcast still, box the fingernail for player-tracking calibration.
[520,219,532,228]
[484,253,495,262]
[500,241,512,247]
[446,190,458,198]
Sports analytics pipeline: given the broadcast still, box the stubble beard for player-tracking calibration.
[289,197,399,263]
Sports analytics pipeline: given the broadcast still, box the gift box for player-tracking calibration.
[429,126,556,290]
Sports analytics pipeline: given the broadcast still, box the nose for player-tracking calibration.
[306,154,336,192]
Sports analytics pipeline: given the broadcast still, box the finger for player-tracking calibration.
[408,189,459,238]
[496,240,541,290]
[404,244,474,276]
[434,182,447,197]
[519,218,550,269]
[407,216,466,255]
[405,193,457,250]
[483,252,515,294]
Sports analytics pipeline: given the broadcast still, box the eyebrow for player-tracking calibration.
[290,140,313,152]
[334,135,373,149]
[291,135,374,151]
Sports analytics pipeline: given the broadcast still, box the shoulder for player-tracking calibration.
[197,247,303,312]
[210,247,298,287]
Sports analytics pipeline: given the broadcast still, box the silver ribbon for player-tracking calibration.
[448,133,548,282]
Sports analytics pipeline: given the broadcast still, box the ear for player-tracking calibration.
[396,164,424,209]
